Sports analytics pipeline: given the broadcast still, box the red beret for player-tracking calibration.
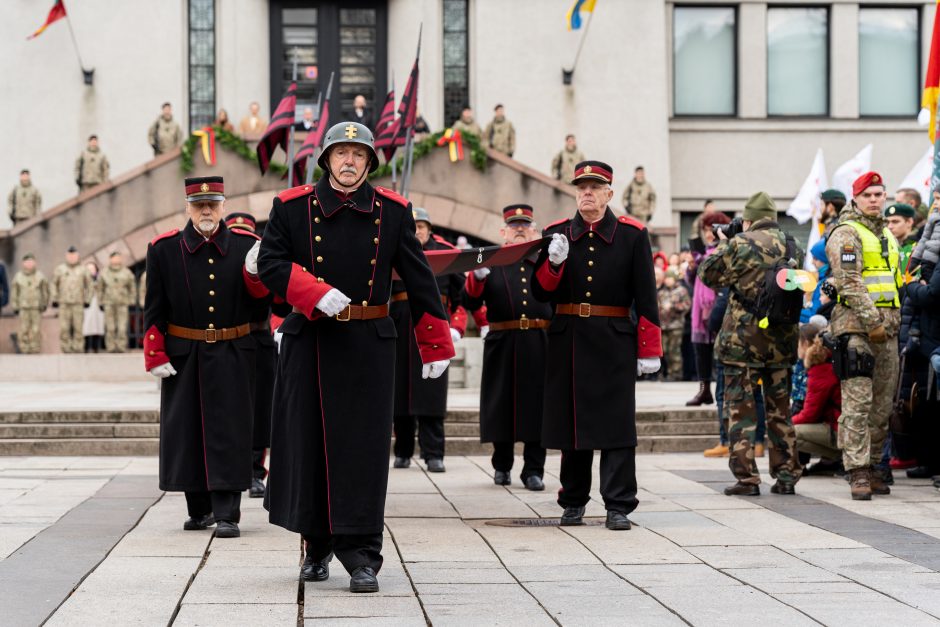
[852,171,885,197]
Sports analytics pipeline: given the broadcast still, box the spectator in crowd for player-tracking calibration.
[691,199,718,238]
[621,166,657,224]
[74,135,110,193]
[896,187,926,230]
[213,108,234,132]
[800,239,830,324]
[551,134,585,183]
[350,94,373,131]
[239,101,268,137]
[820,189,846,238]
[653,251,668,273]
[83,261,105,353]
[7,169,42,225]
[884,203,918,272]
[453,107,482,138]
[658,268,692,380]
[296,106,316,131]
[0,259,8,309]
[679,249,697,381]
[668,253,680,268]
[792,323,843,475]
[413,108,431,141]
[484,104,515,157]
[147,102,183,156]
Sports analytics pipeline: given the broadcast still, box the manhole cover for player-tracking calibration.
[484,518,605,527]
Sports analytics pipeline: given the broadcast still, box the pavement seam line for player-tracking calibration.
[167,527,214,626]
[464,455,542,518]
[385,522,432,626]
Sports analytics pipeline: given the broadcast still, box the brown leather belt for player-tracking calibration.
[555,303,631,318]
[488,318,550,331]
[167,323,250,343]
[292,303,389,321]
[391,293,449,305]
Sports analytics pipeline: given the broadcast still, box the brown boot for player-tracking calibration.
[869,466,891,496]
[849,467,872,501]
[686,381,714,406]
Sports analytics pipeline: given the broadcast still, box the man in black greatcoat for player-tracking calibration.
[257,122,454,593]
[464,204,550,490]
[144,176,270,538]
[532,161,663,531]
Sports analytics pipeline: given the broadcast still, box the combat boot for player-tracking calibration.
[849,467,872,501]
[685,381,714,406]
[869,466,891,496]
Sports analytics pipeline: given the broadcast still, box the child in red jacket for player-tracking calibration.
[793,324,843,475]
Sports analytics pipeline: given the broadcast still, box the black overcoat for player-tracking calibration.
[257,177,454,536]
[249,311,277,450]
[532,209,662,450]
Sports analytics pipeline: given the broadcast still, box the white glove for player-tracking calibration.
[422,359,450,379]
[315,288,351,317]
[473,267,490,280]
[273,330,283,352]
[450,327,462,345]
[548,233,569,265]
[480,325,489,339]
[636,357,661,376]
[245,240,261,275]
[149,363,177,378]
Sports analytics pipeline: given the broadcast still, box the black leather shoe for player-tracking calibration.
[524,476,545,491]
[301,552,332,582]
[605,511,632,530]
[560,506,585,526]
[907,466,934,479]
[770,481,795,495]
[494,470,511,486]
[426,458,445,473]
[215,520,240,538]
[393,456,411,469]
[249,477,265,498]
[723,482,760,496]
[932,475,940,489]
[183,514,215,531]
[349,566,379,593]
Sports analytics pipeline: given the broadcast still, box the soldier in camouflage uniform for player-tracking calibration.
[621,167,657,224]
[11,254,50,354]
[52,246,92,353]
[147,102,183,156]
[483,104,516,157]
[825,171,901,500]
[98,252,136,352]
[7,169,42,224]
[550,135,585,184]
[452,107,482,138]
[699,192,803,495]
[74,135,110,193]
[657,268,691,380]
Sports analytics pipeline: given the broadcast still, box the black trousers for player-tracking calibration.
[252,448,268,480]
[393,415,445,460]
[693,342,714,382]
[304,533,384,574]
[185,490,241,522]
[557,447,638,514]
[491,441,546,479]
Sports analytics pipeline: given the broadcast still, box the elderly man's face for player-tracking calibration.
[354,96,366,109]
[328,143,370,189]
[499,221,538,245]
[855,186,886,217]
[415,222,431,245]
[187,200,224,236]
[303,108,313,121]
[576,180,612,223]
[886,215,913,240]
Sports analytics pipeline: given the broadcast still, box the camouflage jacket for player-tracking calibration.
[483,117,515,155]
[551,148,585,183]
[98,265,136,306]
[74,148,110,187]
[11,270,50,310]
[657,284,691,331]
[453,119,482,138]
[7,183,42,222]
[52,263,92,305]
[698,219,801,368]
[147,116,183,155]
[622,179,657,222]
[825,205,901,337]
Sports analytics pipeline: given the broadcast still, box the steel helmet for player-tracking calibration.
[317,121,379,173]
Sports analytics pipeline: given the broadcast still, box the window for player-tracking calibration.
[282,8,318,110]
[188,0,216,131]
[673,6,736,116]
[339,8,379,115]
[859,8,919,117]
[767,7,828,116]
[443,0,469,127]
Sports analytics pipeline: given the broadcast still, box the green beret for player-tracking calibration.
[885,203,915,219]
[821,189,846,203]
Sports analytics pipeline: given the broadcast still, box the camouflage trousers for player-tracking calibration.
[58,304,84,353]
[18,309,42,353]
[838,333,898,471]
[723,365,802,485]
[104,305,128,352]
[662,329,684,379]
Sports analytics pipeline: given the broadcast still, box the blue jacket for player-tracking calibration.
[0,263,8,308]
[905,262,940,357]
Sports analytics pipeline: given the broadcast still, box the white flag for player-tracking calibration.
[832,144,873,200]
[787,148,828,225]
[897,145,933,205]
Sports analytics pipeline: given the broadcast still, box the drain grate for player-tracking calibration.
[484,518,605,527]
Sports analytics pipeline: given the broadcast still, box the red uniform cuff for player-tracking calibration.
[143,325,169,371]
[285,263,333,318]
[472,305,489,328]
[637,316,663,358]
[535,259,564,291]
[465,272,485,298]
[243,266,270,298]
[414,312,456,362]
[450,305,468,336]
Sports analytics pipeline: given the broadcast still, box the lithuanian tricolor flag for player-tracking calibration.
[27,0,67,40]
[923,1,940,142]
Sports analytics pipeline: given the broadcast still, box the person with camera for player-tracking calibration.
[824,171,902,501]
[698,192,804,496]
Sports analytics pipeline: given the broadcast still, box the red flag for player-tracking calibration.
[291,98,330,183]
[394,58,419,143]
[256,83,297,175]
[374,88,398,161]
[28,0,67,40]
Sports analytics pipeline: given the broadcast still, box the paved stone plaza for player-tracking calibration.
[1,453,940,625]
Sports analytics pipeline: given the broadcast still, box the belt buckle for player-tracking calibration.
[335,306,352,322]
[519,317,530,330]
[578,303,591,318]
[205,328,218,343]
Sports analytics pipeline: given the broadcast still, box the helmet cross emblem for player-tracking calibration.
[345,124,358,139]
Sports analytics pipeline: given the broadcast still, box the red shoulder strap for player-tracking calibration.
[150,228,179,245]
[374,186,409,206]
[432,234,458,249]
[277,184,314,203]
[231,229,261,241]
[618,215,647,231]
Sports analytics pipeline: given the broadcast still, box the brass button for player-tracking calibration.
[433,344,439,349]
[588,232,594,238]
[317,277,324,283]
[589,246,595,252]
[522,289,528,294]
[373,237,379,244]
[587,276,593,282]
[586,291,591,297]
[209,274,215,280]
[302,266,307,272]
[208,306,215,312]
[362,300,368,306]
[148,334,155,341]
[315,216,321,223]
[522,300,528,305]
[368,280,374,286]
[313,199,318,205]
[426,324,433,330]
[521,278,526,283]
[521,313,527,319]
[148,350,155,356]
[642,341,647,346]
[315,235,322,242]
[520,266,525,272]
[209,324,215,329]
[370,259,376,265]
[640,326,646,331]
[588,261,594,266]
[316,256,323,263]
[209,290,215,296]
[375,201,380,207]
[375,219,381,225]
[208,258,214,264]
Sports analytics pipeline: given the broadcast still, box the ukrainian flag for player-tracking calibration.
[566,0,596,31]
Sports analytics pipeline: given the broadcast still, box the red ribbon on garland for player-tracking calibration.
[436,128,464,162]
[192,126,217,166]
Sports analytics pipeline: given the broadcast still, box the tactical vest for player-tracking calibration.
[842,220,901,308]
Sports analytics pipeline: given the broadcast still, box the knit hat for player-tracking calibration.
[743,192,777,222]
[810,239,828,264]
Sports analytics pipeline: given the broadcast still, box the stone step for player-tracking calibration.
[637,420,718,436]
[0,423,160,439]
[0,411,159,424]
[0,438,159,456]
[637,435,720,454]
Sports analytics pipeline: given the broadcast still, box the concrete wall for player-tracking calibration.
[217,0,272,126]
